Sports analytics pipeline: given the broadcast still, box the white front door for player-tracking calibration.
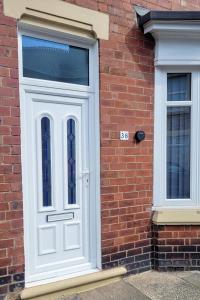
[24,91,91,282]
[21,88,98,284]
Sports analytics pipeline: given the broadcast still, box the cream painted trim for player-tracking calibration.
[20,267,127,300]
[23,277,121,300]
[153,209,200,225]
[19,16,94,40]
[3,0,109,40]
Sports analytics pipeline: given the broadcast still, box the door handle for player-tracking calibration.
[79,170,89,179]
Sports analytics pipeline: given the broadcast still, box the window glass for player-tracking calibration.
[67,119,76,204]
[167,73,191,101]
[22,36,89,85]
[41,117,52,207]
[167,107,191,199]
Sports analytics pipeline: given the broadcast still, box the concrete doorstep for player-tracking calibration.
[62,271,200,300]
[6,270,200,300]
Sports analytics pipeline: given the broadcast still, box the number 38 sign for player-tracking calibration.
[120,131,129,141]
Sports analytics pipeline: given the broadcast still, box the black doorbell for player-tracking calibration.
[135,131,145,142]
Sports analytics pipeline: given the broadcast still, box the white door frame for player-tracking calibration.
[18,24,101,286]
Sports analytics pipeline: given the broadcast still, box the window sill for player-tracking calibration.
[152,209,200,225]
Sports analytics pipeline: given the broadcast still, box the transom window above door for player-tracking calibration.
[22,36,89,85]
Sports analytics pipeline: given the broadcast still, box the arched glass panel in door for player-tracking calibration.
[41,117,52,207]
[67,119,76,205]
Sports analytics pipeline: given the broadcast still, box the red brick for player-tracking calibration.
[0,66,9,77]
[3,136,20,145]
[0,203,9,211]
[2,78,18,88]
[0,239,13,249]
[0,184,10,192]
[0,258,11,268]
[2,116,19,126]
[6,211,22,220]
[0,106,10,116]
[0,249,7,259]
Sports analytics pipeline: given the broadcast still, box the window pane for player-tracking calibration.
[167,107,191,199]
[167,73,191,101]
[41,117,52,207]
[67,119,76,204]
[22,36,89,85]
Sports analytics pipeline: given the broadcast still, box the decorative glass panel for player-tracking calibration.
[167,73,191,101]
[22,36,89,85]
[67,119,76,204]
[41,117,52,207]
[167,107,191,199]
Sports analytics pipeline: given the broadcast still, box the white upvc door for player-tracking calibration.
[19,29,100,286]
[20,86,99,285]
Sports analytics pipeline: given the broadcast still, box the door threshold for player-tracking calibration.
[26,268,99,288]
[21,267,127,300]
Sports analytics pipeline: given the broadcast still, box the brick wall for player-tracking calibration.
[152,225,200,271]
[95,0,200,275]
[1,0,200,298]
[0,0,24,298]
[98,0,200,276]
[99,6,154,274]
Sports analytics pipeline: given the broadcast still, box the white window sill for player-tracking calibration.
[152,209,200,225]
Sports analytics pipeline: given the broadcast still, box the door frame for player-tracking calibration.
[18,23,101,286]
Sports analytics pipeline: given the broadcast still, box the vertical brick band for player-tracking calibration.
[0,0,24,298]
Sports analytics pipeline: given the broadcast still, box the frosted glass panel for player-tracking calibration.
[22,36,89,85]
[167,73,191,101]
[67,119,76,205]
[167,107,191,199]
[41,117,52,207]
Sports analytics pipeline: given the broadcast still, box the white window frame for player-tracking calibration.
[18,22,97,93]
[153,66,200,209]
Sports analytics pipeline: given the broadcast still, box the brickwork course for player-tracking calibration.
[1,0,200,299]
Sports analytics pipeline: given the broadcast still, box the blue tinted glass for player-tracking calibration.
[22,36,89,85]
[67,119,76,204]
[41,117,52,207]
